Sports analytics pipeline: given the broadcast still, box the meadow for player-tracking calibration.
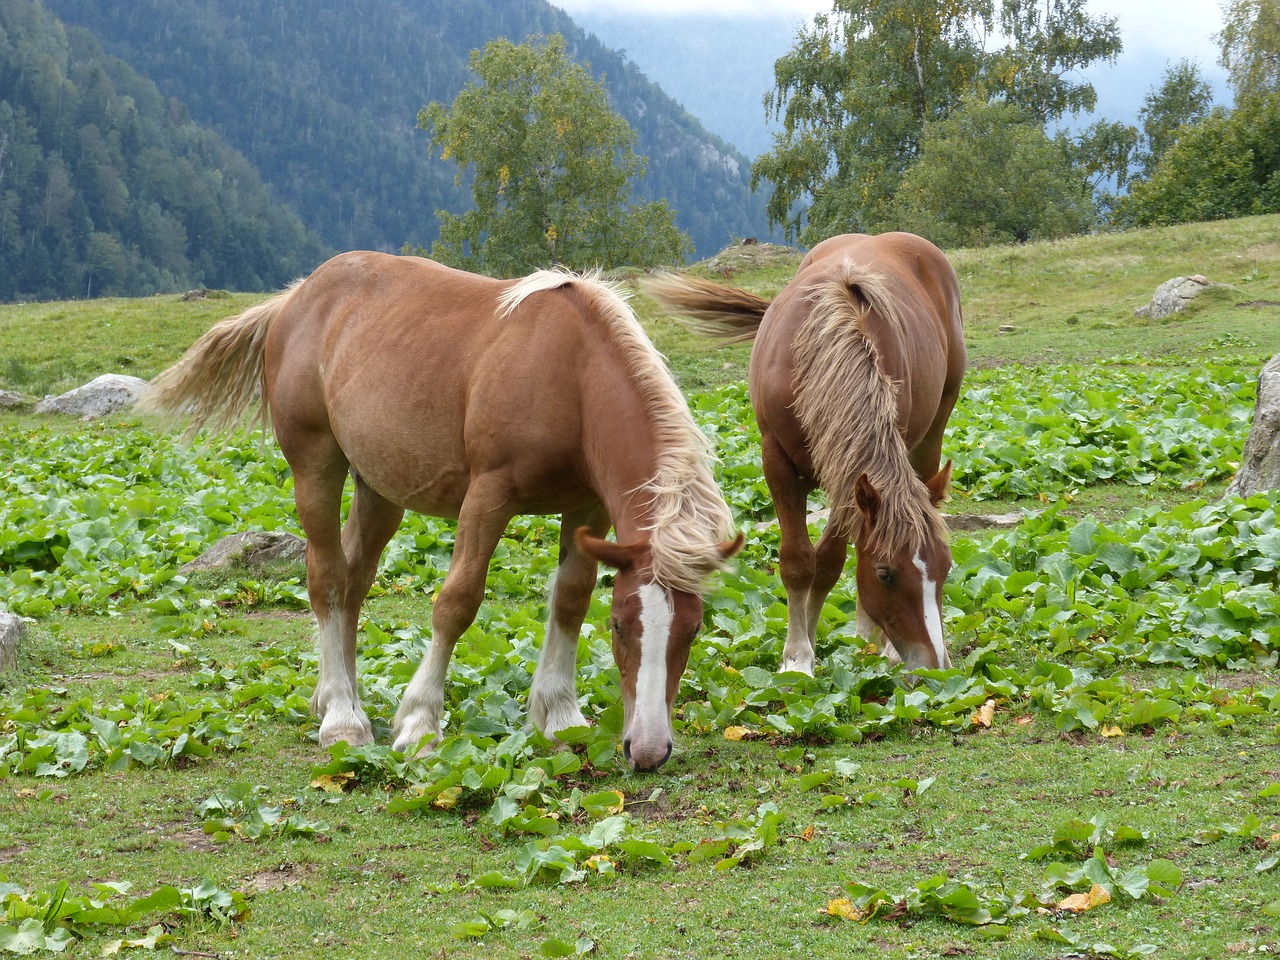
[2,216,1279,959]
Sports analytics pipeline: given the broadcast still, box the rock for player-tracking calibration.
[943,512,1028,532]
[1226,352,1280,497]
[998,324,1016,332]
[1134,275,1211,320]
[0,390,31,410]
[34,374,149,418]
[0,612,23,673]
[180,531,307,574]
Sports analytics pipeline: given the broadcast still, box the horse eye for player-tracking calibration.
[609,617,621,634]
[876,567,895,585]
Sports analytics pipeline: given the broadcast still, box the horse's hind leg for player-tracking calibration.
[289,444,379,748]
[529,507,609,738]
[765,434,819,675]
[392,476,514,754]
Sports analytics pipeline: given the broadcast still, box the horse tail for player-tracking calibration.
[140,280,302,440]
[642,274,771,344]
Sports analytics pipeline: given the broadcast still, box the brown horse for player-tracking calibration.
[646,232,964,675]
[143,251,742,771]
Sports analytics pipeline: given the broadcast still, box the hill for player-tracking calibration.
[0,0,328,301]
[40,0,776,259]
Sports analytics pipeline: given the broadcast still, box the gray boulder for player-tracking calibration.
[1134,275,1210,320]
[1227,352,1280,497]
[0,612,23,673]
[0,390,31,411]
[180,531,307,574]
[34,374,149,418]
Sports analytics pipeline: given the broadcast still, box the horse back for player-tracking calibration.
[752,233,965,468]
[263,252,606,516]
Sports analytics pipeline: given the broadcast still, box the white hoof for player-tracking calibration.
[318,708,374,749]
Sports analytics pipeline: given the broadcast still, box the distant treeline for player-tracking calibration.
[0,0,327,301]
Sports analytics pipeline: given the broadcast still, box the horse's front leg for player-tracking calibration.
[764,435,818,676]
[392,480,513,754]
[804,524,849,666]
[529,507,610,739]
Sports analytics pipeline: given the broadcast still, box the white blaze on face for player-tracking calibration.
[629,583,674,762]
[912,551,947,667]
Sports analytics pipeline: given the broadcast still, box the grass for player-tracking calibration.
[2,217,1279,958]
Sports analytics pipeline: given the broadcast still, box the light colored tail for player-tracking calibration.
[140,282,300,439]
[642,273,771,344]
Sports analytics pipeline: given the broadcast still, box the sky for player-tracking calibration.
[552,0,1230,92]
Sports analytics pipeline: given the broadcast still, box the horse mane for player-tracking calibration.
[499,271,736,594]
[791,260,947,555]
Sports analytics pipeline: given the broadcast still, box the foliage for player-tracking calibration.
[0,0,327,301]
[1118,91,1280,227]
[421,34,690,276]
[892,99,1095,246]
[1217,0,1280,104]
[752,0,1120,244]
[1134,59,1216,180]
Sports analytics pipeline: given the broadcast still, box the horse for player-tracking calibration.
[142,251,743,771]
[645,232,965,676]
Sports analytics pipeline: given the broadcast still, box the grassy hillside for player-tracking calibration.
[4,217,1275,399]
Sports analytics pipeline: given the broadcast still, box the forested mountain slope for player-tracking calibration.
[42,0,773,258]
[0,0,327,301]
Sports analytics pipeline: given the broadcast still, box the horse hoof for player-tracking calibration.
[779,658,814,677]
[318,726,374,749]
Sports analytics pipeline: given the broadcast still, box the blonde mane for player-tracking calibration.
[791,260,947,555]
[499,271,736,593]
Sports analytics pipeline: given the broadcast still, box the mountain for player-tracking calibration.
[40,0,777,259]
[0,0,327,301]
[569,11,806,159]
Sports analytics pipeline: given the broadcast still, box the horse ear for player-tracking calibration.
[925,459,953,506]
[854,473,881,527]
[574,526,644,571]
[718,532,746,561]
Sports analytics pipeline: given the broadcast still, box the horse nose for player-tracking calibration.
[624,737,673,772]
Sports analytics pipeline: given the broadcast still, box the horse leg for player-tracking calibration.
[288,442,377,748]
[528,506,610,738]
[392,478,514,754]
[802,525,849,667]
[765,435,818,675]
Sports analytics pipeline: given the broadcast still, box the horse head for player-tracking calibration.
[576,527,743,771]
[851,462,954,672]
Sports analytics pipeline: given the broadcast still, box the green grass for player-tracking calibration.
[2,218,1279,959]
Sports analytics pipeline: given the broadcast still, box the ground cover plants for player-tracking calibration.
[2,218,1280,958]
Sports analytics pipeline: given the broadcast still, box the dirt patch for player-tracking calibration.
[1234,300,1280,309]
[245,862,313,893]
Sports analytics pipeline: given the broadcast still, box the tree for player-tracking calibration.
[421,34,690,277]
[1117,91,1280,226]
[891,98,1094,246]
[1217,0,1280,104]
[1135,59,1215,179]
[751,0,987,244]
[752,0,1122,245]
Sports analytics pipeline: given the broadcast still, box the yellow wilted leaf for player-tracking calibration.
[971,698,996,727]
[801,825,816,842]
[432,785,464,810]
[1016,715,1034,725]
[723,726,751,741]
[310,771,356,794]
[1057,884,1111,912]
[1100,725,1124,737]
[826,898,863,921]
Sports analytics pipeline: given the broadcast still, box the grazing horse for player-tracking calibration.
[143,251,742,771]
[645,232,964,675]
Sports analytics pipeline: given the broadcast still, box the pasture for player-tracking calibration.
[2,216,1280,959]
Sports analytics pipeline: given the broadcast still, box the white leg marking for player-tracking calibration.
[313,601,373,747]
[530,574,591,737]
[912,552,947,668]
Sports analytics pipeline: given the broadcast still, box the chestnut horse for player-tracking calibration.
[646,232,964,675]
[143,251,742,771]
